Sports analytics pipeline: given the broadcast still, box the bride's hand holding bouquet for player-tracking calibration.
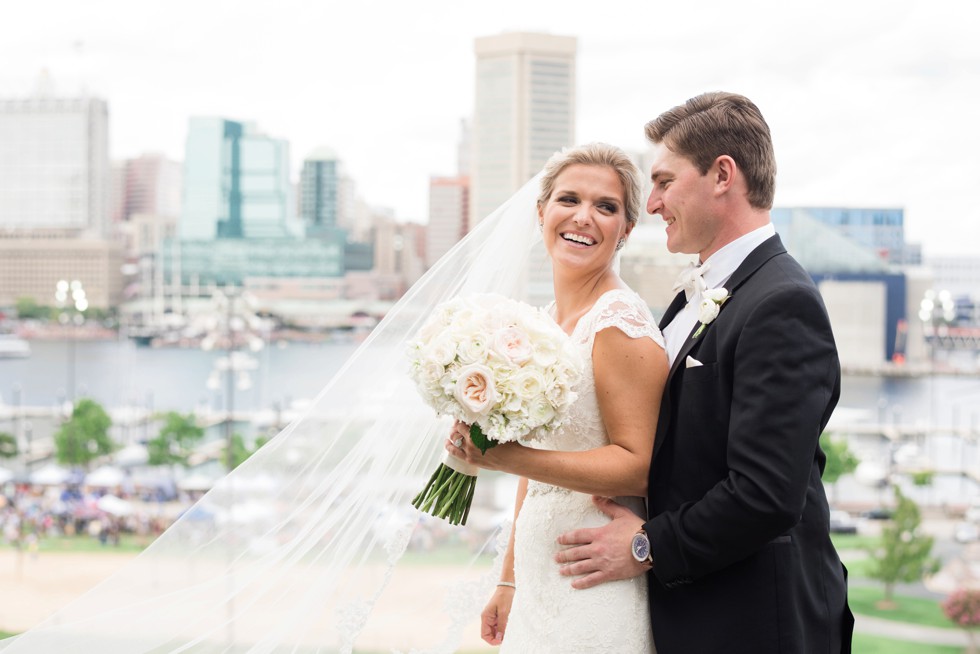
[407,293,583,525]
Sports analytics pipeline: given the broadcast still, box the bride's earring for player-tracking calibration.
[538,222,544,232]
[615,238,626,251]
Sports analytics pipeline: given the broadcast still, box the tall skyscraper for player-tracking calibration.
[180,117,295,240]
[426,176,469,268]
[0,94,109,236]
[300,147,341,236]
[471,32,576,227]
[120,153,182,223]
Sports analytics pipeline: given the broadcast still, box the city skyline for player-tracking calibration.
[2,0,977,256]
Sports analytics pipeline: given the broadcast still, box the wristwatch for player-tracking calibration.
[631,528,654,566]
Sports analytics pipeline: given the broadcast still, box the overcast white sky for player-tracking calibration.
[3,0,978,256]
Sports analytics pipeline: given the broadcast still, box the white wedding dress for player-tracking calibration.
[501,288,663,653]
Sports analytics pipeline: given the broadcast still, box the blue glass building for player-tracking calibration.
[181,117,297,240]
[771,207,917,265]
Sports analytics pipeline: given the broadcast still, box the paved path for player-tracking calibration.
[854,612,969,646]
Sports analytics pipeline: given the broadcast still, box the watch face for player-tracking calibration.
[631,532,650,562]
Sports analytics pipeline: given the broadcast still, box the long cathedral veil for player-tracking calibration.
[0,174,550,653]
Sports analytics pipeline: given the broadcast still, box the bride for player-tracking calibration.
[0,143,664,653]
[448,143,667,651]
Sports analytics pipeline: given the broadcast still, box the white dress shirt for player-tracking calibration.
[662,223,776,366]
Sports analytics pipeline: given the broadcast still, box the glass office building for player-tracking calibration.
[164,238,344,286]
[0,95,109,236]
[181,117,296,240]
[771,207,916,265]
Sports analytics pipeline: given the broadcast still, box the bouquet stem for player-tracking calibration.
[412,463,477,526]
[412,426,497,526]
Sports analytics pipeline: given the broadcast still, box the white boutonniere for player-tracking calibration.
[692,288,730,339]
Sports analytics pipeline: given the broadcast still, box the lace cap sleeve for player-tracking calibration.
[590,290,665,349]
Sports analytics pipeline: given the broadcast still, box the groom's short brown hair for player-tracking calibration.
[645,92,776,210]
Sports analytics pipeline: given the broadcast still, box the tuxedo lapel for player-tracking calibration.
[652,305,705,462]
[723,233,786,297]
[651,233,788,464]
[658,291,687,331]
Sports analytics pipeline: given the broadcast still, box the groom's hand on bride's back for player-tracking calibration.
[555,496,649,589]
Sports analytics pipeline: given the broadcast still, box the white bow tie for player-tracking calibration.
[672,262,710,303]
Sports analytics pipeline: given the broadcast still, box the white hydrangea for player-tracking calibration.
[407,293,583,444]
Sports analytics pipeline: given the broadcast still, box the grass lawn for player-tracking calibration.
[0,631,15,639]
[0,534,148,554]
[849,586,953,629]
[853,632,963,654]
[843,556,876,578]
[832,533,882,551]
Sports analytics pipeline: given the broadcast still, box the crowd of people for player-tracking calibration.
[1,482,173,552]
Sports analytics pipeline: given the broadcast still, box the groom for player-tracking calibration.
[556,92,854,653]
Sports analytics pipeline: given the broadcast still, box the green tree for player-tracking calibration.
[148,412,205,468]
[226,433,270,470]
[0,431,18,459]
[911,470,935,487]
[54,399,115,468]
[15,296,51,320]
[866,485,940,607]
[821,433,858,504]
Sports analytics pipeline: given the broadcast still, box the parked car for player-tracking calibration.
[965,498,980,523]
[861,507,894,520]
[954,521,980,544]
[829,510,858,534]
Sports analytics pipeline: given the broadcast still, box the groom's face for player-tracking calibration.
[646,143,718,258]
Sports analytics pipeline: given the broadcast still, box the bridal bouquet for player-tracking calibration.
[407,293,583,525]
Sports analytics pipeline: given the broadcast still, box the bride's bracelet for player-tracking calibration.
[497,581,516,589]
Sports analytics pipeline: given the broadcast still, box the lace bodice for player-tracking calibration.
[501,288,662,653]
[530,288,665,454]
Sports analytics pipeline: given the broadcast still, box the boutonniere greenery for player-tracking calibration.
[692,288,730,339]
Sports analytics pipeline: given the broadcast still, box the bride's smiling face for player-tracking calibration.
[539,164,631,273]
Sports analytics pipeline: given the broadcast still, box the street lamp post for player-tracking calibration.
[203,288,264,473]
[919,289,956,433]
[55,279,88,405]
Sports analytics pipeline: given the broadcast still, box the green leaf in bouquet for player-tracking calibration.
[469,423,498,455]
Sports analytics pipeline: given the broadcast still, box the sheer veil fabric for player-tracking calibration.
[0,175,555,653]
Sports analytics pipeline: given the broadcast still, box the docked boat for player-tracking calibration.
[0,334,31,358]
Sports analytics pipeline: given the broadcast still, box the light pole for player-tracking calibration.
[202,288,264,472]
[55,279,88,405]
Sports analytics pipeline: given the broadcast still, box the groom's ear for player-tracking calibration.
[712,155,737,196]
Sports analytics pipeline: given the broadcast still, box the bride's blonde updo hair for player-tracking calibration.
[537,142,643,226]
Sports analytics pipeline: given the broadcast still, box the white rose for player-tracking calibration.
[698,298,720,324]
[531,338,560,367]
[418,360,445,385]
[493,326,533,364]
[454,364,497,416]
[697,288,729,325]
[457,331,491,364]
[426,335,457,366]
[511,368,546,402]
[703,287,729,303]
[527,396,556,428]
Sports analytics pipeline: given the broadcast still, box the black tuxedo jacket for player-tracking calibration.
[643,235,854,653]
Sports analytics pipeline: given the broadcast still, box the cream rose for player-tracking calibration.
[454,364,497,416]
[493,326,533,364]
